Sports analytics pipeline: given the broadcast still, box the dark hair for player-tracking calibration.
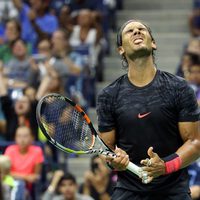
[6,19,22,35]
[116,19,156,68]
[57,173,76,186]
[10,38,27,49]
[116,19,155,47]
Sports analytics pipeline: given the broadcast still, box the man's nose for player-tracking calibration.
[133,29,141,35]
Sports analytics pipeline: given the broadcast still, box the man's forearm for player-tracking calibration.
[176,138,200,168]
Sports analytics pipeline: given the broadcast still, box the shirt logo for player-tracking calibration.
[138,112,151,119]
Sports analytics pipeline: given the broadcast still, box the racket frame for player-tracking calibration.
[36,93,147,180]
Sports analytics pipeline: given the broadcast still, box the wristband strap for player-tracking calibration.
[162,153,179,162]
[164,154,182,174]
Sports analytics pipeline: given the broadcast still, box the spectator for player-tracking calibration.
[0,155,27,200]
[58,5,74,37]
[42,170,94,200]
[50,29,87,104]
[28,38,52,88]
[188,62,200,106]
[0,72,38,140]
[79,155,116,200]
[175,52,199,79]
[12,0,58,53]
[0,0,18,42]
[51,29,83,77]
[0,19,21,64]
[4,38,34,85]
[176,37,200,78]
[4,126,44,199]
[69,9,103,69]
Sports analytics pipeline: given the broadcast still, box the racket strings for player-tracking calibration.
[40,97,94,151]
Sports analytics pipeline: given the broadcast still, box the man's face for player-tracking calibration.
[58,179,77,199]
[119,21,156,59]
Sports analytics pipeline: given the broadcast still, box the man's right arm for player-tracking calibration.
[99,130,129,171]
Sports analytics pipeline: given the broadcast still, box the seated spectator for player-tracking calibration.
[0,0,18,42]
[51,29,83,77]
[58,5,74,37]
[188,160,200,199]
[4,38,34,86]
[187,37,200,56]
[176,38,200,78]
[42,170,94,200]
[69,9,102,67]
[28,38,52,88]
[188,62,200,106]
[79,155,116,200]
[175,52,199,79]
[0,72,38,140]
[0,19,21,64]
[69,9,106,82]
[50,29,88,105]
[0,155,27,199]
[12,0,58,53]
[4,126,44,199]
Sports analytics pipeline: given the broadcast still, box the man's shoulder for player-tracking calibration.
[158,70,187,87]
[159,70,184,81]
[98,74,127,98]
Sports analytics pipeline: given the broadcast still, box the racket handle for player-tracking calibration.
[126,161,143,177]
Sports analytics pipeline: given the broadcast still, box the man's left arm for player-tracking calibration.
[176,121,200,167]
[140,121,200,183]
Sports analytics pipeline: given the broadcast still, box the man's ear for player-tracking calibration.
[118,46,125,55]
[152,40,157,50]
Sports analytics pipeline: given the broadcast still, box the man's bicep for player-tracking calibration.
[99,129,116,151]
[178,121,200,142]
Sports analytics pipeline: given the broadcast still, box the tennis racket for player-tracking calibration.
[36,93,147,179]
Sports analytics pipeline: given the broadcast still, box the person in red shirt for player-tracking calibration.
[4,125,44,191]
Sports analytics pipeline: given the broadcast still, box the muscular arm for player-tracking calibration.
[99,129,116,151]
[99,130,130,171]
[141,121,200,182]
[176,121,200,168]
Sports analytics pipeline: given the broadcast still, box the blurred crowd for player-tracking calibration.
[0,0,122,199]
[0,0,200,199]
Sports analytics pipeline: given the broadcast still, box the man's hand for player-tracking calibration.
[140,147,166,183]
[105,147,129,171]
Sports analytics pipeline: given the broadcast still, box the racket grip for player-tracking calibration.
[126,161,143,177]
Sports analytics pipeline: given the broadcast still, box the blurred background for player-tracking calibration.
[0,0,200,199]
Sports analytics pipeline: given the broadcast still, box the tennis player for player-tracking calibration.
[96,19,200,200]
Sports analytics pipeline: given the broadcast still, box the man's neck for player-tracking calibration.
[127,56,156,87]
